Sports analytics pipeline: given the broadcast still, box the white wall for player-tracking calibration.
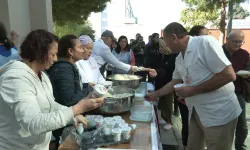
[0,0,31,44]
[0,0,53,46]
[29,0,53,33]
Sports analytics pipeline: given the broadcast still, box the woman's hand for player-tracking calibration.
[144,68,157,78]
[144,91,157,102]
[81,97,104,112]
[149,69,157,78]
[75,115,88,128]
[72,97,104,116]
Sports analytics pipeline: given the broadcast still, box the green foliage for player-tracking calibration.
[53,21,95,40]
[182,0,247,10]
[181,0,249,30]
[180,8,220,31]
[182,0,220,10]
[52,0,110,24]
[231,4,250,19]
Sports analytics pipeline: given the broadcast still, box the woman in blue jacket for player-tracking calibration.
[0,22,19,67]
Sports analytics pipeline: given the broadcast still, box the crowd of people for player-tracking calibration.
[0,20,249,150]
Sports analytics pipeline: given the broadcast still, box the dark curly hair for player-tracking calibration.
[0,22,12,50]
[20,29,58,63]
[57,34,78,58]
[115,35,129,54]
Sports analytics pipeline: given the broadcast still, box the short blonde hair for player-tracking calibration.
[159,39,171,55]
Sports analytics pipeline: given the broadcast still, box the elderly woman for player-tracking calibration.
[76,35,106,85]
[0,30,104,149]
[0,22,19,67]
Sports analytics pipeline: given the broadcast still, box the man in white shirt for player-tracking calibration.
[91,30,138,75]
[146,22,242,150]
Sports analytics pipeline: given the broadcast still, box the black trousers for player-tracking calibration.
[174,97,179,112]
[178,101,189,146]
[235,93,248,150]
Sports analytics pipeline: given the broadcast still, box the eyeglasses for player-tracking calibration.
[231,40,245,45]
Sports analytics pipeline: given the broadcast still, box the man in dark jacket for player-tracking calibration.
[223,30,249,150]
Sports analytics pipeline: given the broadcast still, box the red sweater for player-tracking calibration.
[223,45,250,94]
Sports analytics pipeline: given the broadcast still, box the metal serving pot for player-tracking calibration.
[106,74,142,89]
[98,86,135,115]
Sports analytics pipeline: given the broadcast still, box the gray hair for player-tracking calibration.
[227,30,244,39]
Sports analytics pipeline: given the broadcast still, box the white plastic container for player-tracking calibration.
[76,123,84,134]
[135,93,144,100]
[122,127,131,140]
[92,84,108,98]
[147,82,155,92]
[95,118,103,128]
[130,105,152,122]
[113,116,122,121]
[103,117,112,124]
[112,128,122,142]
[134,93,145,105]
[117,123,128,128]
[103,124,112,136]
[174,83,183,89]
[130,124,137,130]
[174,83,184,98]
[106,121,115,129]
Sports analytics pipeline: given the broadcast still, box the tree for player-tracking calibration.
[231,4,250,19]
[227,0,234,35]
[227,3,250,34]
[52,0,111,24]
[182,0,248,43]
[180,3,249,29]
[54,21,95,40]
[180,8,219,31]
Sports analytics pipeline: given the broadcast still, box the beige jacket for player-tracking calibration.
[0,61,75,150]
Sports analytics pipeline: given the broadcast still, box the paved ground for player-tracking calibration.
[159,103,250,150]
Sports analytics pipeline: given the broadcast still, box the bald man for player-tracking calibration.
[147,22,241,150]
[223,30,249,150]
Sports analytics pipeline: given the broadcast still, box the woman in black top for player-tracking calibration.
[145,38,175,131]
[47,34,93,148]
[144,33,167,84]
